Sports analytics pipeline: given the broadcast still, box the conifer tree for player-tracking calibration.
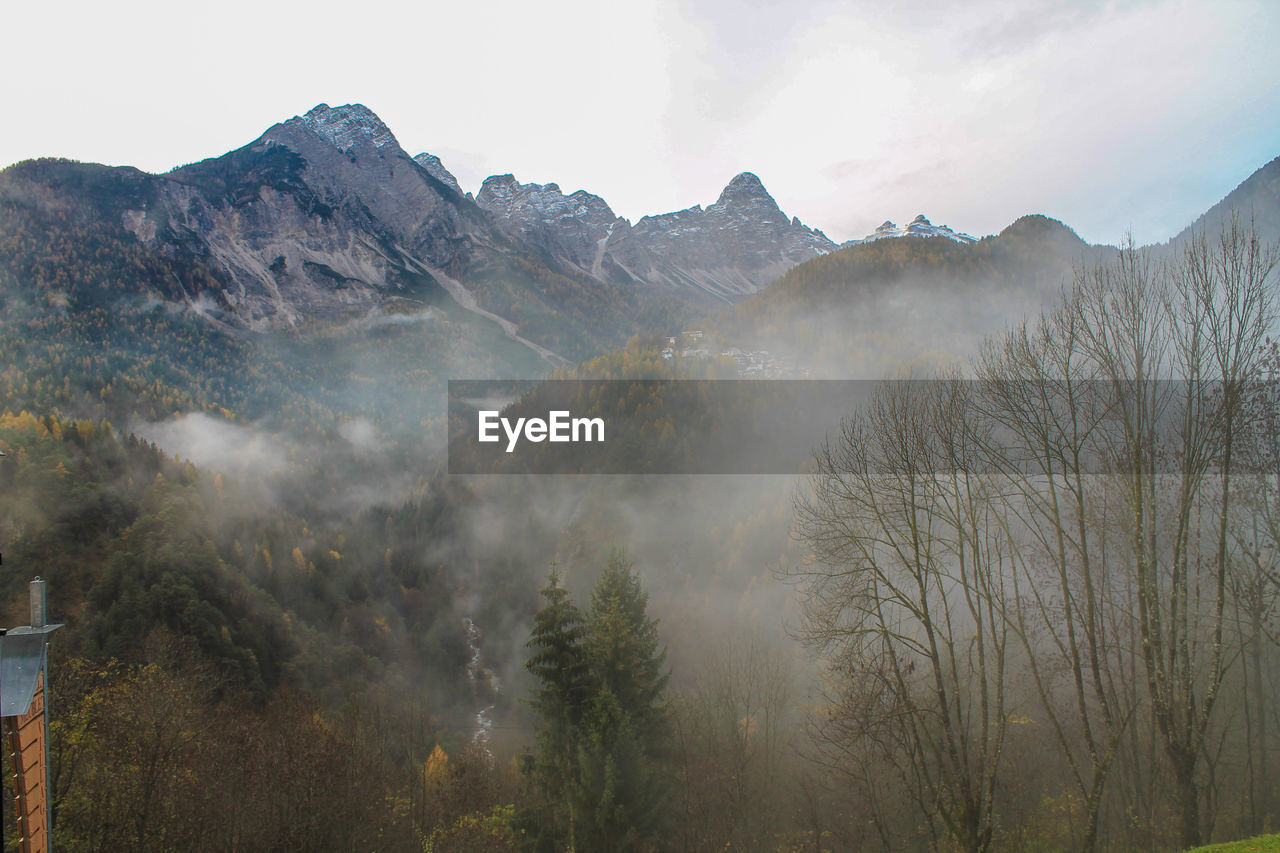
[579,553,672,851]
[522,555,672,851]
[587,554,670,741]
[522,567,591,849]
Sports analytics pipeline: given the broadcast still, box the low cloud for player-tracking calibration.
[136,412,289,482]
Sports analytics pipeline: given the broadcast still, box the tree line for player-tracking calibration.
[792,218,1280,851]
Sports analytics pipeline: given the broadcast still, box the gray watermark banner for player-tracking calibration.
[450,380,880,474]
[447,379,1280,475]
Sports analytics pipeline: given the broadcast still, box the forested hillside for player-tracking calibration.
[720,214,1115,375]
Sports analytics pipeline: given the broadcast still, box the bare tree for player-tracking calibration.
[977,296,1141,853]
[671,630,796,851]
[1069,224,1276,849]
[790,219,1278,851]
[1221,253,1280,836]
[792,375,1012,853]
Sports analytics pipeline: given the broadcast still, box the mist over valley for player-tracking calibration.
[3,96,1280,851]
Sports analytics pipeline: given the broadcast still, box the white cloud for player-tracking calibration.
[137,413,288,481]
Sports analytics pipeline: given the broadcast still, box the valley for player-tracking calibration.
[2,100,1279,851]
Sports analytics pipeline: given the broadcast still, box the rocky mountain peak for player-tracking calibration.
[715,171,776,208]
[477,173,519,199]
[473,167,835,301]
[413,152,463,196]
[475,174,620,273]
[843,214,977,247]
[300,103,398,153]
[477,174,615,221]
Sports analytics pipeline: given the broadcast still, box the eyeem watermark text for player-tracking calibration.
[478,410,605,453]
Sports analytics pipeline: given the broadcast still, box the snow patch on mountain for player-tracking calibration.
[473,169,837,299]
[476,174,622,271]
[842,214,976,247]
[478,175,618,227]
[301,103,399,153]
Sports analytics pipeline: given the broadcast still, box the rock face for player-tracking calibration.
[138,102,479,330]
[6,101,846,362]
[841,214,976,248]
[477,175,621,273]
[3,103,654,362]
[612,172,837,299]
[300,103,399,153]
[4,100,1018,363]
[413,152,464,197]
[476,170,836,301]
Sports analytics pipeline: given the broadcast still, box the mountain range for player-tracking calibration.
[474,168,836,300]
[2,101,1278,398]
[0,103,850,365]
[841,214,976,247]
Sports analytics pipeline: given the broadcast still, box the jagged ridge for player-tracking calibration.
[841,214,976,248]
[474,169,836,301]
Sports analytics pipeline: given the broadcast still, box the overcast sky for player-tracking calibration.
[3,0,1276,245]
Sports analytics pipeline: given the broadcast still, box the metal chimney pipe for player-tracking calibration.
[30,577,46,628]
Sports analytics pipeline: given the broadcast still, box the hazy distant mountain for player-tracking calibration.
[840,213,976,247]
[1170,155,1280,246]
[724,214,1110,375]
[476,170,837,301]
[722,150,1280,378]
[3,100,1276,380]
